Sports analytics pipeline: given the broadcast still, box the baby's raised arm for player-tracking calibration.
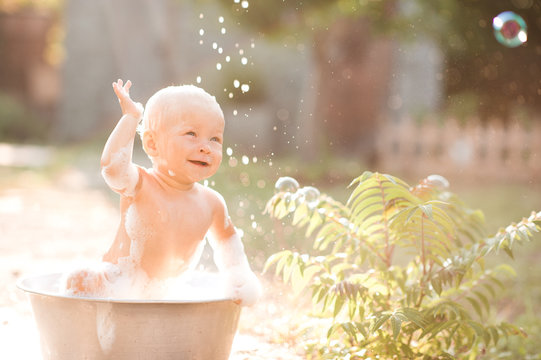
[207,190,262,306]
[100,79,144,196]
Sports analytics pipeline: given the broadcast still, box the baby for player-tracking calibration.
[62,79,261,306]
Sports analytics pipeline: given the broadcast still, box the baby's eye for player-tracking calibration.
[186,131,196,136]
[210,136,222,143]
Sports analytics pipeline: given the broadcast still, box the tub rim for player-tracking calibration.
[17,272,238,305]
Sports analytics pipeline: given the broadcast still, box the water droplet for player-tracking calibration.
[252,156,257,163]
[219,16,224,23]
[299,186,320,208]
[241,0,249,9]
[199,29,205,36]
[216,63,222,70]
[196,76,202,83]
[233,79,240,88]
[233,109,238,116]
[493,11,527,48]
[242,155,250,165]
[241,84,250,92]
[241,57,248,65]
[221,27,227,34]
[229,92,234,98]
[212,42,218,49]
[275,176,299,193]
[199,13,204,19]
[226,56,231,62]
[226,147,233,156]
[228,157,238,167]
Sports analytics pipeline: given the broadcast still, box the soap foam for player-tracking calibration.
[101,144,138,197]
[208,231,262,306]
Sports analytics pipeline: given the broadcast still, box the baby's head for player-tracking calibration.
[138,85,223,139]
[139,85,225,184]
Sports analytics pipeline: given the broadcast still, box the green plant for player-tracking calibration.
[264,172,541,359]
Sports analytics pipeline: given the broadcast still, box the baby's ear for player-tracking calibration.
[142,131,159,158]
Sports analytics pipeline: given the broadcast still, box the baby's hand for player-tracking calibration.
[112,79,144,120]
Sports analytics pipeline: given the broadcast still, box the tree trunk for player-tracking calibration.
[312,17,393,166]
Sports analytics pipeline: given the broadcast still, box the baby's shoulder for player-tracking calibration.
[196,184,227,209]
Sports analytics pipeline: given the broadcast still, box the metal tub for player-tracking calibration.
[18,273,241,360]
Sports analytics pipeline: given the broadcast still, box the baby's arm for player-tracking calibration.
[101,79,144,196]
[207,191,262,306]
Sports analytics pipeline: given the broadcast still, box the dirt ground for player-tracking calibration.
[0,166,305,359]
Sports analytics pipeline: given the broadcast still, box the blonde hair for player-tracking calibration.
[137,85,223,138]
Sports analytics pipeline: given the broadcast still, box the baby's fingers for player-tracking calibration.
[124,80,132,92]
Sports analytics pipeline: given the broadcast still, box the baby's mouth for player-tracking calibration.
[189,160,210,167]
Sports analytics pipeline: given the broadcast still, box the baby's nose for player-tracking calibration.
[199,142,211,153]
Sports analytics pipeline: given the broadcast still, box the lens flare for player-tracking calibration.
[493,11,527,48]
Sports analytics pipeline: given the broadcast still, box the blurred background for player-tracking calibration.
[1,0,540,357]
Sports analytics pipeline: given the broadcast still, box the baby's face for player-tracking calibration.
[155,107,224,185]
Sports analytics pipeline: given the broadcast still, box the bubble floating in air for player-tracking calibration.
[275,176,299,193]
[493,11,527,48]
[299,186,320,208]
[426,175,450,190]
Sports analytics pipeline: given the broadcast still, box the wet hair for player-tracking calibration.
[137,85,224,138]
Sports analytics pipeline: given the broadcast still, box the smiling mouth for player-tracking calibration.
[189,160,210,167]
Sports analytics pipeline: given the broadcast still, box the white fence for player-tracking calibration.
[375,118,541,183]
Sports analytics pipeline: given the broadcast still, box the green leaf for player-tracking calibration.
[401,308,428,329]
[431,277,443,295]
[488,326,500,346]
[473,290,490,314]
[391,315,402,340]
[333,295,345,318]
[466,296,483,318]
[420,204,434,220]
[292,265,320,296]
[371,313,391,333]
[263,250,291,275]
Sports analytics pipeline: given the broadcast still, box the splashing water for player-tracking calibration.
[493,11,527,48]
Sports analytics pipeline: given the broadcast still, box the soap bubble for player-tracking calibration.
[493,11,527,48]
[299,186,320,208]
[275,176,299,193]
[426,175,450,190]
